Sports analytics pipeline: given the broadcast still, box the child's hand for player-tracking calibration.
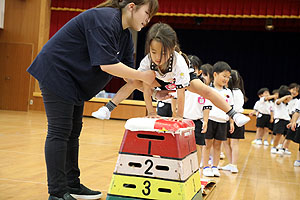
[146,112,160,118]
[156,90,175,100]
[201,121,207,133]
[141,70,156,85]
[229,122,234,133]
[169,116,183,122]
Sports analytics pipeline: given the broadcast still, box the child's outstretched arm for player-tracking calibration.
[188,79,250,127]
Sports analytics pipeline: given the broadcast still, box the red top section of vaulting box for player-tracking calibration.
[119,118,196,159]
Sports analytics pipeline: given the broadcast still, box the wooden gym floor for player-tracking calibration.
[0,110,299,200]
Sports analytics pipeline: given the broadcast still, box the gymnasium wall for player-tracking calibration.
[0,0,51,111]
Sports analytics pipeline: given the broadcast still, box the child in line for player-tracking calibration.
[287,100,300,167]
[92,23,249,125]
[249,88,275,145]
[268,89,279,146]
[221,70,247,173]
[271,85,293,154]
[280,83,299,154]
[202,61,234,177]
[183,56,212,169]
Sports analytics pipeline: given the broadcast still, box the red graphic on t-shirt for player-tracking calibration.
[165,84,176,90]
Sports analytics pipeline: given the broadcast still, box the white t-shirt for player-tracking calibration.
[138,51,190,89]
[183,90,212,120]
[232,88,244,113]
[287,98,299,115]
[209,86,234,123]
[255,97,272,115]
[274,100,291,121]
[294,99,300,125]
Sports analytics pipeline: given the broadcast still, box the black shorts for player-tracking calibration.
[227,124,245,139]
[293,127,300,144]
[205,119,227,141]
[156,101,172,117]
[269,122,274,132]
[273,119,289,135]
[285,128,296,140]
[193,119,206,146]
[256,113,271,128]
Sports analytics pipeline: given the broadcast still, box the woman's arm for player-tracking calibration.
[100,62,155,85]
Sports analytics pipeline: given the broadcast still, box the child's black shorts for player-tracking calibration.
[205,119,227,141]
[273,119,289,135]
[256,113,271,128]
[193,119,206,146]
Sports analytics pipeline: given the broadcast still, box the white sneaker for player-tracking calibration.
[294,160,300,167]
[271,147,277,154]
[211,167,220,177]
[233,113,250,127]
[284,149,291,155]
[203,167,214,177]
[256,139,263,145]
[230,165,239,173]
[277,144,283,149]
[221,164,232,171]
[220,152,226,159]
[92,106,111,120]
[263,140,269,146]
[277,149,284,156]
[251,139,257,144]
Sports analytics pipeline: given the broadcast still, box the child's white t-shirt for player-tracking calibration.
[287,98,299,115]
[256,97,272,115]
[138,51,190,89]
[274,100,291,121]
[209,86,234,123]
[183,90,212,120]
[232,88,244,113]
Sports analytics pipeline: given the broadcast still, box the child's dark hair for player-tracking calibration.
[228,70,248,102]
[97,0,159,18]
[289,83,300,90]
[200,64,213,78]
[257,88,269,96]
[272,89,279,94]
[188,55,202,71]
[145,23,190,72]
[278,85,291,98]
[213,61,231,74]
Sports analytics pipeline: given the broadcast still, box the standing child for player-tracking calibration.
[281,83,299,154]
[249,88,276,145]
[92,24,249,125]
[287,100,300,166]
[183,56,212,168]
[26,0,159,199]
[271,85,293,154]
[202,61,234,177]
[221,70,247,173]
